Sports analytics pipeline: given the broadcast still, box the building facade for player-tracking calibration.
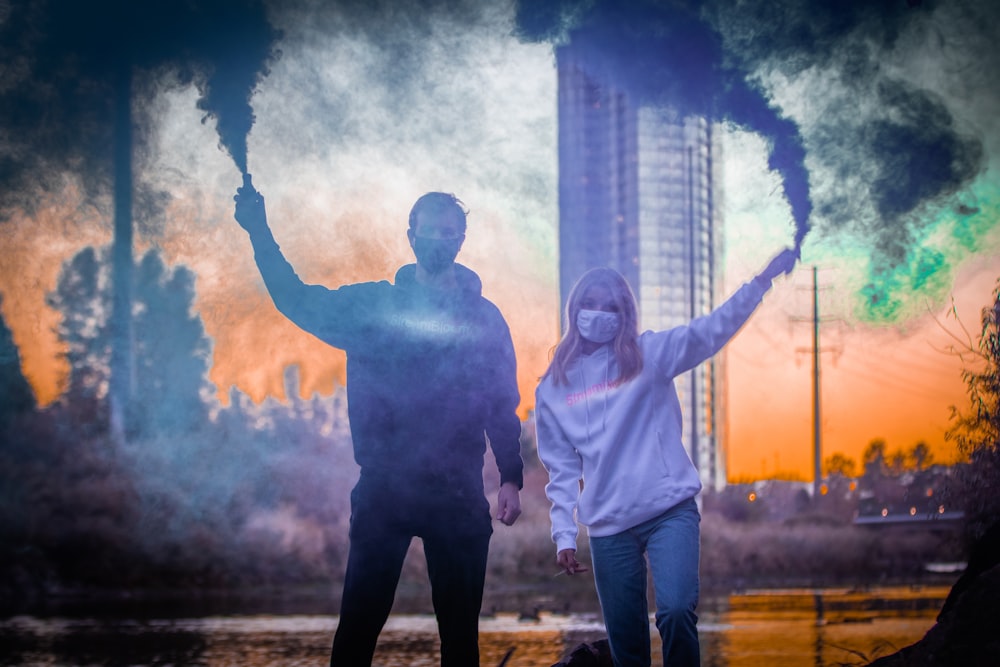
[557,41,728,490]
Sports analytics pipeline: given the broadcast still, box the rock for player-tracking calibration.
[938,521,1000,619]
[867,523,1000,666]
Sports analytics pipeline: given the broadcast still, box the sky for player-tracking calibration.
[1,0,998,481]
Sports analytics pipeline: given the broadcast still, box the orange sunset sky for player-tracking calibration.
[1,1,998,482]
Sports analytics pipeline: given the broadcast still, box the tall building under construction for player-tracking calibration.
[557,40,728,490]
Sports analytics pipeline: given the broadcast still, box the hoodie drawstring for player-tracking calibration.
[579,347,611,442]
[579,363,591,444]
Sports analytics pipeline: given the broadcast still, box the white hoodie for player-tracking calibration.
[535,278,772,553]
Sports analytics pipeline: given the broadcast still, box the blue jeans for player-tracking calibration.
[589,497,701,667]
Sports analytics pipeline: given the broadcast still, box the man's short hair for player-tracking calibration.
[408,192,469,233]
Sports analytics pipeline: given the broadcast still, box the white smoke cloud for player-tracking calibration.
[134,0,558,405]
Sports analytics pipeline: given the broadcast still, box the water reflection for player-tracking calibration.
[699,587,947,667]
[0,587,947,667]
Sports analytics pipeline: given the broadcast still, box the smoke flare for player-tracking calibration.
[0,0,280,213]
[515,0,992,302]
[515,0,814,245]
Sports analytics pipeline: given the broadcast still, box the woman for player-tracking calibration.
[535,248,798,667]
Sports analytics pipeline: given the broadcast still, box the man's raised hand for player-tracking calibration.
[233,182,267,233]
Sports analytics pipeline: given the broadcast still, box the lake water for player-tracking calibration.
[0,586,948,666]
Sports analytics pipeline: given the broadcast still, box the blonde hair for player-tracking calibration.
[543,267,643,386]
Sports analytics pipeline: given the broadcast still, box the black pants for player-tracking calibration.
[330,473,493,667]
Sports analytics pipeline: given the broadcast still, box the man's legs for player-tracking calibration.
[330,495,412,666]
[589,529,651,667]
[422,518,491,667]
[644,498,701,667]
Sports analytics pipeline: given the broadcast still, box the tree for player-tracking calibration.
[862,438,888,477]
[909,441,933,470]
[13,246,370,590]
[887,448,908,475]
[0,295,35,424]
[46,247,114,434]
[47,245,214,437]
[823,452,857,478]
[130,252,213,436]
[0,0,279,442]
[947,278,1000,543]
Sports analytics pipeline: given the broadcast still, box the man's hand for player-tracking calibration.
[496,482,521,526]
[233,182,268,234]
[757,246,800,284]
[556,549,589,575]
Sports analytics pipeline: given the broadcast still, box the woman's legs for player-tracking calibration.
[590,529,652,667]
[590,498,702,667]
[645,498,701,667]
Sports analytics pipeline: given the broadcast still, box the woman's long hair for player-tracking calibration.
[543,267,643,386]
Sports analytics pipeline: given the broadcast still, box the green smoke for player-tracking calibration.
[856,179,999,324]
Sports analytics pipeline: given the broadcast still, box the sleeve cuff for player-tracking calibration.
[555,534,578,553]
[500,471,524,490]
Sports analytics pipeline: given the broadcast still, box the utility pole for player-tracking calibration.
[793,267,838,500]
[812,266,821,500]
[109,62,133,445]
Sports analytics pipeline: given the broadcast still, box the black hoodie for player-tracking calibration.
[247,227,524,497]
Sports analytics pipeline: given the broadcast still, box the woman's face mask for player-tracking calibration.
[577,309,621,344]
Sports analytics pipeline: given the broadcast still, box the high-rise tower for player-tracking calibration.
[557,41,727,490]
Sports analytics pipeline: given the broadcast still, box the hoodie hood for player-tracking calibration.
[394,262,483,297]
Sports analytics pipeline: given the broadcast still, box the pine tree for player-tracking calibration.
[0,295,35,423]
[47,245,214,437]
[130,251,213,436]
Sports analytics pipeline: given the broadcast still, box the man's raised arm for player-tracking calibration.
[233,182,351,345]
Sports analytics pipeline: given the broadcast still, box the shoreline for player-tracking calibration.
[1,575,958,620]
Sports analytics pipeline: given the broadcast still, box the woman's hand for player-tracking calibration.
[557,549,589,575]
[756,246,800,284]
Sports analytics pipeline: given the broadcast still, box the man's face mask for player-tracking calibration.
[412,235,464,275]
[577,309,621,344]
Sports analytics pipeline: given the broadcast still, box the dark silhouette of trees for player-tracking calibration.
[0,296,35,423]
[814,453,860,521]
[0,0,280,443]
[863,438,889,478]
[947,278,1000,544]
[45,247,112,429]
[131,252,213,436]
[0,301,42,593]
[909,441,933,470]
[1,244,358,598]
[860,438,934,480]
[45,245,214,438]
[0,245,221,592]
[823,452,857,478]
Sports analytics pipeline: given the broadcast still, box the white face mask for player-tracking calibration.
[577,309,621,344]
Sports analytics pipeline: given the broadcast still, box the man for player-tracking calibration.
[233,186,524,666]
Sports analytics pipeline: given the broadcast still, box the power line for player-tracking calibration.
[830,362,962,403]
